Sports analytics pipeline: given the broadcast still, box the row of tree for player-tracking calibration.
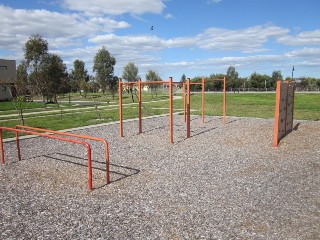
[187,67,320,92]
[15,34,320,103]
[15,34,163,102]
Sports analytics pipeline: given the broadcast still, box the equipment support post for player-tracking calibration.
[119,78,123,137]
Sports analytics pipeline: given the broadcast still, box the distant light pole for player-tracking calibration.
[265,79,267,92]
[292,66,295,80]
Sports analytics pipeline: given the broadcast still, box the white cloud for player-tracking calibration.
[62,0,165,16]
[278,29,320,46]
[0,4,130,51]
[88,24,289,54]
[164,13,173,19]
[197,25,289,53]
[207,0,222,4]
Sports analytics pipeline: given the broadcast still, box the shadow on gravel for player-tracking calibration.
[49,153,140,183]
[293,122,301,131]
[15,153,140,186]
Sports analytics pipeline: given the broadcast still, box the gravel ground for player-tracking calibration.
[1,115,319,239]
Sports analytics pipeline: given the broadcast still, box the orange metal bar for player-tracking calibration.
[291,81,296,130]
[16,125,110,185]
[119,79,123,137]
[202,77,205,124]
[138,79,142,134]
[169,77,173,144]
[122,81,168,85]
[0,127,94,190]
[187,78,191,138]
[223,77,227,125]
[183,83,186,122]
[0,129,4,164]
[15,131,21,161]
[273,80,282,147]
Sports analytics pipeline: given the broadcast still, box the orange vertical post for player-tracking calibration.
[15,131,21,161]
[223,76,227,125]
[0,129,4,164]
[183,82,186,122]
[187,78,191,138]
[119,78,123,137]
[273,80,282,147]
[138,79,142,134]
[169,77,173,144]
[202,76,205,123]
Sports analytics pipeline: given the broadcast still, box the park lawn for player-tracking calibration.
[0,92,319,139]
[189,92,320,120]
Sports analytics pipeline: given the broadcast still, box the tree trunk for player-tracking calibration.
[19,108,25,126]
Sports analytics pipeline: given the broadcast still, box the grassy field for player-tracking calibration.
[0,92,319,138]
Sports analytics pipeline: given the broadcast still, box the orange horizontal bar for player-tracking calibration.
[16,125,110,185]
[0,127,94,191]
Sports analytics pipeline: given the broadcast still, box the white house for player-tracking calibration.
[0,59,16,101]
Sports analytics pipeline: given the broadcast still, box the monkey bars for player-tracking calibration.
[119,77,175,143]
[0,126,110,191]
[183,77,227,138]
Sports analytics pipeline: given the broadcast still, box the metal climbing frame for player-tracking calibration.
[0,126,109,191]
[183,77,227,138]
[15,125,110,185]
[119,77,175,143]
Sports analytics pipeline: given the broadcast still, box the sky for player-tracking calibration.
[1,0,320,81]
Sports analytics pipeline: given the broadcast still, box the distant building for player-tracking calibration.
[0,59,16,101]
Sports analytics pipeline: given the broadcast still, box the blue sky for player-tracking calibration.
[1,0,320,80]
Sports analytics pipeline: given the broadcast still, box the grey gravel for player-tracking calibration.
[1,115,320,239]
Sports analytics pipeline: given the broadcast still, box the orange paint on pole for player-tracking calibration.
[169,77,173,144]
[187,78,191,138]
[119,78,123,137]
[202,77,205,123]
[138,79,142,134]
[183,82,186,122]
[273,81,282,147]
[223,77,227,125]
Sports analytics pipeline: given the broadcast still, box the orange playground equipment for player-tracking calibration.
[119,77,175,143]
[183,77,227,138]
[273,80,295,147]
[119,76,227,143]
[0,126,110,191]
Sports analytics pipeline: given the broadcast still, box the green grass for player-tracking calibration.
[0,92,319,139]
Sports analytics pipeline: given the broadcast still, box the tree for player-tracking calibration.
[109,76,119,100]
[207,73,225,91]
[180,74,187,88]
[250,72,271,90]
[226,66,239,92]
[38,53,67,103]
[93,47,116,94]
[24,34,48,95]
[271,70,283,89]
[16,60,29,96]
[146,70,161,98]
[72,59,89,94]
[80,80,89,98]
[122,62,139,102]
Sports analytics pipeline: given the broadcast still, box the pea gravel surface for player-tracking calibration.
[1,115,319,239]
